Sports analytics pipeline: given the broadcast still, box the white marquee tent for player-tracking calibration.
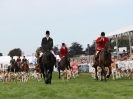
[107,25,133,58]
[108,25,133,37]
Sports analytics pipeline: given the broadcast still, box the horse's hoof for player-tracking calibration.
[48,80,51,84]
[101,79,103,81]
[96,78,98,80]
[45,82,49,84]
[95,77,98,80]
[45,80,51,84]
[107,75,110,78]
[45,80,48,84]
[45,82,51,85]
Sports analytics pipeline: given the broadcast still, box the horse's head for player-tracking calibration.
[42,51,51,63]
[42,51,56,65]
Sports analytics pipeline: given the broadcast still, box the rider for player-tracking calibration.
[59,43,68,59]
[93,32,110,67]
[16,56,21,66]
[22,56,28,64]
[41,31,53,52]
[41,30,55,58]
[10,56,16,66]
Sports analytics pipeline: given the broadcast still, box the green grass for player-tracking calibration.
[0,73,133,99]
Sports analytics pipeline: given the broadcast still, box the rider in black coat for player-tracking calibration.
[10,56,15,66]
[41,31,53,52]
[40,30,56,84]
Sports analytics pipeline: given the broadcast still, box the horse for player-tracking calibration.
[20,62,29,73]
[94,43,112,81]
[7,62,20,73]
[57,55,71,79]
[39,51,56,84]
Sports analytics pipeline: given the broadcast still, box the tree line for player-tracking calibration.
[0,39,131,58]
[0,42,95,58]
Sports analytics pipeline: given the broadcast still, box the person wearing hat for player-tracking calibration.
[96,32,109,54]
[10,56,16,67]
[22,56,28,64]
[41,30,56,58]
[41,30,53,52]
[59,43,68,59]
[93,32,109,67]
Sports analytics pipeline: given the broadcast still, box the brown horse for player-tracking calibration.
[20,62,29,73]
[94,43,112,81]
[57,55,71,79]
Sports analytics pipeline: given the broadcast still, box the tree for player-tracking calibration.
[89,42,96,55]
[111,39,131,51]
[8,48,22,57]
[0,53,3,56]
[69,42,83,57]
[85,44,90,55]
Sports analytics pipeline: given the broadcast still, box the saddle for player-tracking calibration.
[93,49,110,67]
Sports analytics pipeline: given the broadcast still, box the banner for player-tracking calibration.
[117,60,133,69]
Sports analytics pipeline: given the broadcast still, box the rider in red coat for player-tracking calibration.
[96,32,109,54]
[93,32,110,67]
[59,43,68,59]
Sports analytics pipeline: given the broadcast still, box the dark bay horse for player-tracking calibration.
[57,55,70,79]
[7,62,20,72]
[39,51,56,84]
[94,43,112,81]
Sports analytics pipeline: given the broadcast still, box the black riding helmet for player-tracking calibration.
[46,31,50,35]
[101,32,105,36]
[62,43,65,46]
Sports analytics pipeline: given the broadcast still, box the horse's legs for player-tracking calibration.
[58,68,61,79]
[57,62,61,79]
[101,66,106,81]
[44,67,50,84]
[101,69,103,81]
[95,66,98,80]
[49,70,53,84]
[40,66,45,83]
[47,68,53,84]
[107,66,112,78]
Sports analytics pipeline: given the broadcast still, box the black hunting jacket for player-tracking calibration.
[41,37,53,52]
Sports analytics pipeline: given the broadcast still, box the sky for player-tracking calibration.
[0,0,133,55]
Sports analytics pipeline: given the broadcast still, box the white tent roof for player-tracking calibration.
[108,25,133,37]
[0,56,10,65]
[0,56,36,65]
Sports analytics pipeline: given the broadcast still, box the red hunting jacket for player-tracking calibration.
[59,47,68,58]
[96,37,109,51]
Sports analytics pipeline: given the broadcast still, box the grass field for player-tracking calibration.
[0,73,133,99]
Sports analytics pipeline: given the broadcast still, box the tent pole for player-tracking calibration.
[115,35,119,59]
[128,32,132,57]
